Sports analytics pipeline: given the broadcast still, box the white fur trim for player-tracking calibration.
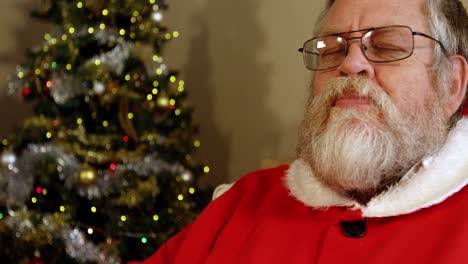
[286,118,468,218]
[212,183,235,200]
[285,159,354,208]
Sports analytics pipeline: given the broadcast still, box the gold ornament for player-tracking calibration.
[108,82,120,94]
[79,166,98,186]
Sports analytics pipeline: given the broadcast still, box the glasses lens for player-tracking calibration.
[363,26,413,62]
[302,36,346,70]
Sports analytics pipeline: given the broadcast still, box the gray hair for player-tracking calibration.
[314,0,468,124]
[425,0,468,124]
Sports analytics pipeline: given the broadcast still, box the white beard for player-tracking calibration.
[297,77,447,194]
[312,108,399,191]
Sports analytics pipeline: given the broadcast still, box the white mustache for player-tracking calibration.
[318,76,394,111]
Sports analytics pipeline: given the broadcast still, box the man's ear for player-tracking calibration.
[446,55,468,117]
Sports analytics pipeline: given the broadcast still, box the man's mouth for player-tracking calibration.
[333,91,372,108]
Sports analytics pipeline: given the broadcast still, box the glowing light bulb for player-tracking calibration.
[1,152,16,165]
[152,12,163,22]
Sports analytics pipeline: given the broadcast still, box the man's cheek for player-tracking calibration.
[312,76,331,95]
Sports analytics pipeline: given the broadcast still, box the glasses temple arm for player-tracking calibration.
[298,48,319,55]
[413,31,449,56]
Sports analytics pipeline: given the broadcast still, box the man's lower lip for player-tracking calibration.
[334,98,372,107]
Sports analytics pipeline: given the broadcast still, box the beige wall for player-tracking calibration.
[0,1,47,138]
[1,1,468,185]
[164,0,324,185]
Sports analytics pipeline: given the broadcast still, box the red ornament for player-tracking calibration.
[123,135,129,142]
[109,163,116,171]
[27,257,45,264]
[22,87,31,97]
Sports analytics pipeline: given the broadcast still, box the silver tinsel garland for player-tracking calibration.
[50,72,87,104]
[6,29,134,105]
[6,65,27,97]
[5,212,121,264]
[86,41,131,75]
[62,227,120,264]
[0,143,192,202]
[0,142,193,262]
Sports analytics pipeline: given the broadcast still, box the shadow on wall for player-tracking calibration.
[0,1,50,135]
[185,0,281,185]
[183,17,228,187]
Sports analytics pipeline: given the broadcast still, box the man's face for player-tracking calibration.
[297,0,451,195]
[314,0,440,109]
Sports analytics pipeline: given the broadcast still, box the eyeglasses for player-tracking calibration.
[298,25,447,71]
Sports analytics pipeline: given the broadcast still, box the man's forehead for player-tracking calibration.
[318,0,427,36]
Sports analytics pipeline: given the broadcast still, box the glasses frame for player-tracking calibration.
[298,25,448,71]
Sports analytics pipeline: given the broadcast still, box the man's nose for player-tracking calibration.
[337,41,375,78]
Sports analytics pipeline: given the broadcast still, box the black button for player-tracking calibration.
[341,220,366,238]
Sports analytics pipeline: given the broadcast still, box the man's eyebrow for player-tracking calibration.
[316,28,344,37]
[317,27,380,37]
[319,29,337,35]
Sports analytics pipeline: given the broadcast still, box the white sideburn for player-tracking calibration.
[285,118,468,218]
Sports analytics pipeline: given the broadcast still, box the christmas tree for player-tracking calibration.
[0,0,212,263]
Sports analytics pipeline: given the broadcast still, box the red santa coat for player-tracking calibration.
[131,119,468,264]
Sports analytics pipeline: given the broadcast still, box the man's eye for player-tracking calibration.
[320,47,344,57]
[371,44,407,52]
